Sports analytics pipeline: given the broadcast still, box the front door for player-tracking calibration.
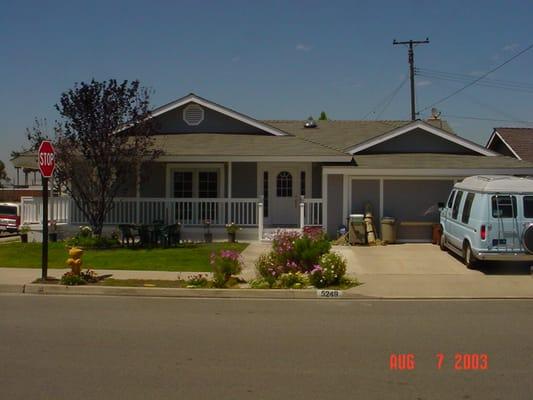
[269,167,300,226]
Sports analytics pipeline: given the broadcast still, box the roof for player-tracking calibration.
[349,153,533,169]
[455,175,533,193]
[266,119,456,152]
[487,128,533,162]
[151,133,351,161]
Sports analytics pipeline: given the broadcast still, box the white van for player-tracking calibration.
[439,175,533,268]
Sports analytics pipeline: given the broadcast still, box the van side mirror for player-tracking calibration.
[438,202,445,210]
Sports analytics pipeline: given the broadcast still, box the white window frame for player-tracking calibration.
[166,163,225,198]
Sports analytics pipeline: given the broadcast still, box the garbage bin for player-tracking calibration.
[381,217,397,244]
[348,214,366,245]
[432,223,442,245]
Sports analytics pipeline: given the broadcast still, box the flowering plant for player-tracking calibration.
[79,226,93,238]
[309,253,347,288]
[225,222,240,234]
[210,249,243,287]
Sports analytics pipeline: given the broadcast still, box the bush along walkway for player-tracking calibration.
[250,227,358,289]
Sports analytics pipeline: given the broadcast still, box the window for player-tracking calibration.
[300,171,306,196]
[0,205,17,215]
[492,195,517,218]
[263,171,269,217]
[276,171,292,197]
[461,193,475,224]
[452,191,463,220]
[198,172,218,198]
[524,196,533,218]
[447,190,456,208]
[173,172,193,198]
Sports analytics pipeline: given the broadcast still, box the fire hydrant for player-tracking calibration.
[66,247,84,276]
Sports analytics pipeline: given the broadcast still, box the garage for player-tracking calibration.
[350,179,381,235]
[383,179,454,241]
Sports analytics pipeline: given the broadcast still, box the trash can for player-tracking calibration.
[348,214,366,245]
[432,223,442,245]
[381,217,397,244]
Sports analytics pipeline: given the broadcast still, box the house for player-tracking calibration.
[17,94,533,242]
[486,127,533,162]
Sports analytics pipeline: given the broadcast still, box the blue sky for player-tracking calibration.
[1,0,532,179]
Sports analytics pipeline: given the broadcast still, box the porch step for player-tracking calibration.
[261,228,302,241]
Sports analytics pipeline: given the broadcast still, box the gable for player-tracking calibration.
[147,94,288,136]
[356,128,480,155]
[347,121,495,156]
[153,102,271,135]
[487,134,518,158]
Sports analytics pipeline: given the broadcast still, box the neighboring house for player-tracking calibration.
[16,94,533,242]
[486,127,533,162]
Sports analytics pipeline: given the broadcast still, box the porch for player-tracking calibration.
[19,196,323,241]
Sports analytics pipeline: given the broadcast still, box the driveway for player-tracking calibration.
[334,243,481,276]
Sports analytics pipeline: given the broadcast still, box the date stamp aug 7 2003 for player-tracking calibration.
[389,353,489,370]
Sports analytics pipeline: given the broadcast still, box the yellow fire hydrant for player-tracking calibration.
[66,247,84,276]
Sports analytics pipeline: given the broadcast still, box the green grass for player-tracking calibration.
[0,242,248,272]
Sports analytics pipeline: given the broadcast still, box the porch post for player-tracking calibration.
[228,161,232,224]
[258,199,263,241]
[135,163,141,224]
[322,170,328,232]
[299,196,305,229]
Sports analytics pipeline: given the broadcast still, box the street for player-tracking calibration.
[1,295,532,399]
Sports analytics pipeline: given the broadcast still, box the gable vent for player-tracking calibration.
[183,103,205,126]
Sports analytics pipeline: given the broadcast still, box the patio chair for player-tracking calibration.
[161,224,181,247]
[137,225,153,248]
[118,224,137,247]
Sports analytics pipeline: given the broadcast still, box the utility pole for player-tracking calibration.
[393,38,430,120]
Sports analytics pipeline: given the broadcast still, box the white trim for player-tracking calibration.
[342,175,349,225]
[322,169,328,231]
[157,155,351,162]
[486,130,522,160]
[379,179,384,219]
[228,161,232,198]
[346,120,497,156]
[165,163,225,198]
[323,166,533,176]
[150,94,289,136]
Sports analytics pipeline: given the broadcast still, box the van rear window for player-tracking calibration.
[491,196,517,218]
[461,193,475,224]
[524,196,533,218]
[0,206,17,215]
[452,191,463,220]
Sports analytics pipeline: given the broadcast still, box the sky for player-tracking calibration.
[1,0,532,180]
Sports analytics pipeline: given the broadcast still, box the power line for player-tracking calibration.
[442,114,533,124]
[362,76,408,119]
[419,42,533,113]
[417,67,533,89]
[375,78,408,119]
[393,38,430,120]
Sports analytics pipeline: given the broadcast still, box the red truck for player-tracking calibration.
[0,203,21,233]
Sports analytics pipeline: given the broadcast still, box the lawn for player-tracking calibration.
[0,242,248,272]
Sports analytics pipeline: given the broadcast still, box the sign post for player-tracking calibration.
[38,141,56,280]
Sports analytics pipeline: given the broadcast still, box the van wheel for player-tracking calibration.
[439,231,447,251]
[463,243,478,269]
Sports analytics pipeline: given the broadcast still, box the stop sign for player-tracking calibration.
[38,140,56,178]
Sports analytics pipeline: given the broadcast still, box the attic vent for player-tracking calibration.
[304,117,317,128]
[183,103,204,126]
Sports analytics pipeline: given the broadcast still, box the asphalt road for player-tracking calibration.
[1,295,532,400]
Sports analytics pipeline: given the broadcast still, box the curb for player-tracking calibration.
[22,284,371,299]
[0,284,25,293]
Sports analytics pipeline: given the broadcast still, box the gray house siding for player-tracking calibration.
[326,174,343,237]
[153,104,267,134]
[140,162,166,197]
[232,162,257,198]
[311,163,322,198]
[359,129,478,155]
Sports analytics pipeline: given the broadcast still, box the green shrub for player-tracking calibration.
[65,235,119,249]
[249,278,272,289]
[60,272,86,286]
[275,272,309,289]
[309,252,347,288]
[293,235,331,270]
[210,250,243,288]
[186,274,209,288]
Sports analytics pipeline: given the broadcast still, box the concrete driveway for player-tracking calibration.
[335,243,481,276]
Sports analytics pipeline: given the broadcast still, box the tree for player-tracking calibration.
[318,111,328,121]
[0,160,10,188]
[32,79,161,235]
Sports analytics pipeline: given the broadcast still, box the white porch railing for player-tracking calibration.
[22,197,260,226]
[303,198,323,226]
[20,196,70,224]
